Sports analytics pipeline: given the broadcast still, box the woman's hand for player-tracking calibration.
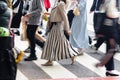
[25,13,30,18]
[66,30,71,35]
[44,12,51,15]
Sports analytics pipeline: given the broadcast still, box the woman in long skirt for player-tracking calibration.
[41,0,79,66]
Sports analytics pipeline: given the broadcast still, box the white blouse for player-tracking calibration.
[67,0,77,11]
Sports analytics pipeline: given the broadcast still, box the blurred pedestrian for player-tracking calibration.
[69,0,89,54]
[90,0,106,51]
[96,0,119,76]
[24,0,43,61]
[23,0,46,53]
[90,0,104,35]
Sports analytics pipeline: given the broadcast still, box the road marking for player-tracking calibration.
[33,48,77,78]
[16,69,29,80]
[76,53,106,77]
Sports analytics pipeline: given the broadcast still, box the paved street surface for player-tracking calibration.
[15,0,120,80]
[15,24,120,80]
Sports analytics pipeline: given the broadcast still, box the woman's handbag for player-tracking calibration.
[42,13,49,21]
[20,16,28,41]
[73,6,80,16]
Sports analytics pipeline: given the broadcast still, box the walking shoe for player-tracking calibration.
[106,71,119,76]
[35,39,45,48]
[41,61,53,66]
[24,56,37,61]
[14,30,20,36]
[71,56,76,65]
[38,31,42,34]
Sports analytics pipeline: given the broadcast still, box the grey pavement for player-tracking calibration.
[15,0,120,80]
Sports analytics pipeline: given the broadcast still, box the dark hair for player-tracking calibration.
[58,0,67,4]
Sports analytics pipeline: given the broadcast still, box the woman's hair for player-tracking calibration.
[58,0,67,4]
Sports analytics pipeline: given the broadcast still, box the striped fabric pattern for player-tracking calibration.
[41,22,79,61]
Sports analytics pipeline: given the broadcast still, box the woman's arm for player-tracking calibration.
[58,1,70,32]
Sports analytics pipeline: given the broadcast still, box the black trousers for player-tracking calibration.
[93,13,105,34]
[67,10,74,27]
[115,23,120,45]
[35,38,45,48]
[64,10,75,40]
[27,25,38,57]
[97,16,118,70]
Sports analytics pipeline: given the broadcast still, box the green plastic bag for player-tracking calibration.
[0,27,9,36]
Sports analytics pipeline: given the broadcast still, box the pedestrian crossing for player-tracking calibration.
[14,23,120,80]
[14,28,120,80]
[16,70,29,80]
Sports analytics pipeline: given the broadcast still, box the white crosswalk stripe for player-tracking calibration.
[16,41,120,80]
[15,16,120,79]
[34,60,78,78]
[16,70,29,80]
[15,26,120,79]
[76,53,106,77]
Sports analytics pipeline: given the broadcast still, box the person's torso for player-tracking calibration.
[0,11,11,29]
[106,0,119,18]
[50,2,65,22]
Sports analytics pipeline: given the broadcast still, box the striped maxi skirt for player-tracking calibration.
[41,22,79,61]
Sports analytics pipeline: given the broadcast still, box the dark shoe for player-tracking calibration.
[106,72,119,76]
[89,36,92,45]
[24,47,30,53]
[24,56,37,61]
[40,21,43,27]
[93,37,98,41]
[38,31,42,34]
[35,39,45,48]
[45,29,50,36]
[14,30,20,36]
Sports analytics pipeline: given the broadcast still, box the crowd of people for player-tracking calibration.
[0,0,120,79]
